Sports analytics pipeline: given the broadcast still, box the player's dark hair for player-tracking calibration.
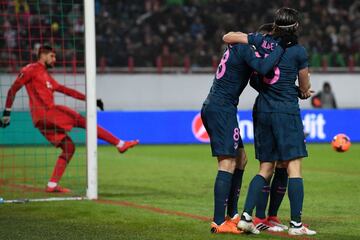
[273,7,299,37]
[257,23,274,34]
[37,45,55,59]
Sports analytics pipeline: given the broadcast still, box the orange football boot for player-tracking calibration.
[46,185,71,193]
[210,220,243,234]
[118,140,139,153]
[226,213,240,226]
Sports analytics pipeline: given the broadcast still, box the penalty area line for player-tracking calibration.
[95,199,312,240]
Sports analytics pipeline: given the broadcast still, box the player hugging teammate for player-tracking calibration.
[204,7,316,236]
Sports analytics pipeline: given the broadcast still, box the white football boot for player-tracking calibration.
[288,221,316,235]
[237,212,260,234]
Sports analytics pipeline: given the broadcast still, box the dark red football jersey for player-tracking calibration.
[5,62,85,124]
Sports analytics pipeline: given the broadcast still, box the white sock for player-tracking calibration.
[47,182,57,188]
[242,212,252,221]
[290,221,302,228]
[117,140,125,148]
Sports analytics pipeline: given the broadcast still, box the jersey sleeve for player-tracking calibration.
[249,73,262,92]
[247,32,264,49]
[53,79,86,101]
[5,68,32,109]
[242,45,283,75]
[297,46,309,70]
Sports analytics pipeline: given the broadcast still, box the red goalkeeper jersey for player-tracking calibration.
[5,62,85,125]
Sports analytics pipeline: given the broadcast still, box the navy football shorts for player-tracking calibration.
[253,112,308,162]
[201,104,244,158]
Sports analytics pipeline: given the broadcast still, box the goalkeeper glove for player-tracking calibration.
[1,109,11,128]
[97,99,104,111]
[278,34,298,49]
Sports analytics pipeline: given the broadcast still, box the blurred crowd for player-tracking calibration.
[95,0,360,68]
[0,0,84,71]
[1,0,360,70]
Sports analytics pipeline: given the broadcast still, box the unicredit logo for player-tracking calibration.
[192,113,210,142]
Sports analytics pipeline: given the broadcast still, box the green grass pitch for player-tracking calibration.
[0,144,359,240]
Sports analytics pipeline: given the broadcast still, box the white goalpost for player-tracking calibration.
[84,0,98,200]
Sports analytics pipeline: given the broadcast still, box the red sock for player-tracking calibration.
[97,126,120,146]
[50,158,67,183]
[49,136,75,184]
[75,116,120,146]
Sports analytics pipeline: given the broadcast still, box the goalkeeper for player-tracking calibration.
[1,46,139,193]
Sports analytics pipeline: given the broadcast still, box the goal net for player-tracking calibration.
[0,0,97,202]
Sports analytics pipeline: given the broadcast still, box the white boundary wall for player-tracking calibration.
[1,73,359,110]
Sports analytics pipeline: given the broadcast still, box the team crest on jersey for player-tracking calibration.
[46,81,53,89]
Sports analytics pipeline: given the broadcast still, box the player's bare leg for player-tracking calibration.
[211,157,242,234]
[236,148,247,171]
[46,136,74,193]
[287,158,316,235]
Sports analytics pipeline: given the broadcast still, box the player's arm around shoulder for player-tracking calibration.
[223,31,266,50]
[242,44,283,76]
[223,31,248,44]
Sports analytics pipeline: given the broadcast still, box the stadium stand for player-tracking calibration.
[94,0,360,69]
[0,0,84,71]
[1,0,360,70]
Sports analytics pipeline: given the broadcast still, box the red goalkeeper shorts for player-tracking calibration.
[35,105,83,147]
